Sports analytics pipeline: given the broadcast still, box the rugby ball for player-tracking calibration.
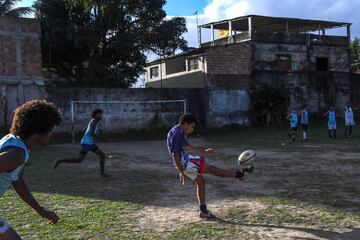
[238,150,256,168]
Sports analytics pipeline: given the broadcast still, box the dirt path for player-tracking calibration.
[54,138,360,239]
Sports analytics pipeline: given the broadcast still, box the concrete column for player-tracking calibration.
[228,21,233,43]
[198,26,202,48]
[15,19,24,105]
[347,24,351,44]
[248,17,252,39]
[211,24,215,46]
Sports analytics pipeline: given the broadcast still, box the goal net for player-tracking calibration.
[70,100,187,143]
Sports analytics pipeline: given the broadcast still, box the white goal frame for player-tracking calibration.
[70,99,187,143]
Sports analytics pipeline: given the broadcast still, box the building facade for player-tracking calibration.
[145,15,352,113]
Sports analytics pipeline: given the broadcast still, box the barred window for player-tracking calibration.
[188,58,199,71]
[150,66,159,79]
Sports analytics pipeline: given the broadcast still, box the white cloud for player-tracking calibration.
[183,0,360,47]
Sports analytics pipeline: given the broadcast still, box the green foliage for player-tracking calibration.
[0,0,32,17]
[350,37,360,72]
[250,84,290,125]
[33,0,188,87]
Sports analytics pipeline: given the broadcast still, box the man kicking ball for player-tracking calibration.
[0,100,61,239]
[167,113,253,219]
[54,109,109,177]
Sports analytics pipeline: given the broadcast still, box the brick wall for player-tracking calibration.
[0,16,43,129]
[207,42,252,75]
[206,42,253,90]
[0,16,42,78]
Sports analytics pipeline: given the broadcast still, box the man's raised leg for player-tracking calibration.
[53,152,86,169]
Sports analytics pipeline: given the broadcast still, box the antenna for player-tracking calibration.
[193,10,199,28]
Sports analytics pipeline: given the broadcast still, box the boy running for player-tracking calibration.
[344,102,355,138]
[167,113,253,219]
[301,105,309,141]
[0,100,62,239]
[287,109,298,142]
[323,106,337,139]
[54,109,109,177]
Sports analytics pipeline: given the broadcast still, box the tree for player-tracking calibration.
[33,0,188,88]
[0,0,31,17]
[250,84,290,125]
[350,38,360,72]
[350,38,360,60]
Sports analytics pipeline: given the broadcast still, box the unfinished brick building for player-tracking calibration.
[145,15,352,113]
[0,16,44,128]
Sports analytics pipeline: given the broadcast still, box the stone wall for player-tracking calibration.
[252,40,351,113]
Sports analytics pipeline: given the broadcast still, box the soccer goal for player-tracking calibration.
[70,99,187,143]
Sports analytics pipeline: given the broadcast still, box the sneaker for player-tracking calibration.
[198,211,216,220]
[238,171,248,181]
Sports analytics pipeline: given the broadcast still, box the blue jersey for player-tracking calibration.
[290,112,298,128]
[0,134,29,196]
[167,125,189,163]
[81,119,99,145]
[301,111,309,125]
[328,111,336,125]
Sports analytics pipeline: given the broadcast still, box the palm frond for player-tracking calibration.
[4,6,32,17]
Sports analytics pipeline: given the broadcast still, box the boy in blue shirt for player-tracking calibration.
[323,106,337,139]
[287,109,298,142]
[167,113,253,219]
[0,100,62,239]
[54,109,109,177]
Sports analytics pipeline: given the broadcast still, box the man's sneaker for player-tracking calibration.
[198,211,216,220]
[238,171,248,181]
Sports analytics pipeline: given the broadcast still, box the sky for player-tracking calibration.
[19,0,360,48]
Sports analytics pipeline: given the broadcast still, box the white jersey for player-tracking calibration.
[0,134,29,197]
[345,107,355,126]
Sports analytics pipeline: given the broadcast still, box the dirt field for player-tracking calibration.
[1,127,360,239]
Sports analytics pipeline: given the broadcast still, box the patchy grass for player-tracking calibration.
[1,126,360,239]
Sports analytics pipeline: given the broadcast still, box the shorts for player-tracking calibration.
[80,144,99,155]
[0,217,10,234]
[328,123,337,130]
[179,152,207,181]
[302,124,308,130]
[345,121,355,127]
[291,127,298,131]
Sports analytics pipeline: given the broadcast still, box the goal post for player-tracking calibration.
[70,99,187,144]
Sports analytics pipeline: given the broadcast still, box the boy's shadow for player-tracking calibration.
[214,218,360,240]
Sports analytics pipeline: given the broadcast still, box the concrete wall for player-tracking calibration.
[145,71,207,88]
[207,90,251,128]
[252,40,351,113]
[46,88,210,132]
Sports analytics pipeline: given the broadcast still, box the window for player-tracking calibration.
[150,66,159,79]
[316,57,328,71]
[188,58,199,71]
[276,55,292,71]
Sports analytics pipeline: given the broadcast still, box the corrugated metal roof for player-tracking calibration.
[199,15,351,33]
